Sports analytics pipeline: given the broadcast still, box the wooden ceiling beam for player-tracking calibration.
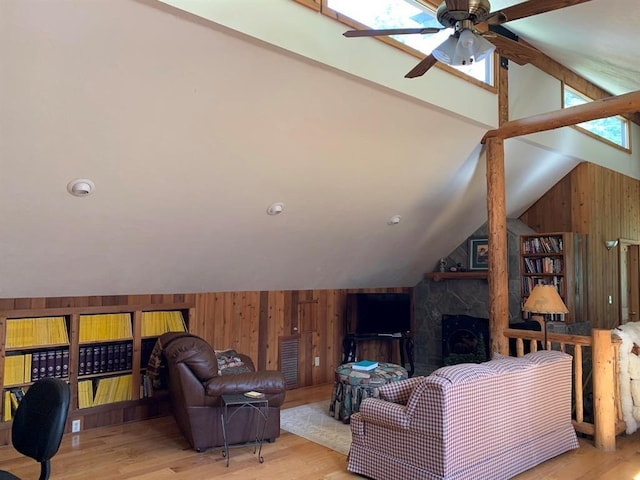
[482,90,640,142]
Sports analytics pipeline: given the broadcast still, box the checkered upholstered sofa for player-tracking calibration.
[347,350,578,480]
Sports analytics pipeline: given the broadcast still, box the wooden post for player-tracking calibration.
[592,328,616,451]
[485,137,509,355]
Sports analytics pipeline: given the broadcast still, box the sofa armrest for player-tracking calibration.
[379,376,425,405]
[204,370,286,407]
[359,397,410,430]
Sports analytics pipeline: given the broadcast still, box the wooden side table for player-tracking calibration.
[220,393,269,467]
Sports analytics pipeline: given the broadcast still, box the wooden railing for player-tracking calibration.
[504,327,624,451]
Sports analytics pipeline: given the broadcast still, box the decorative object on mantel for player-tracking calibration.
[424,271,488,282]
[439,258,447,272]
[468,238,489,271]
[523,284,568,348]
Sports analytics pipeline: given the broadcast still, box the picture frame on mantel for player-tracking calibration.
[469,238,489,270]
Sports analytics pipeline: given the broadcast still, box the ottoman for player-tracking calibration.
[329,362,408,423]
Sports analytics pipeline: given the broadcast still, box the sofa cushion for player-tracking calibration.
[486,355,534,374]
[430,363,496,384]
[524,349,570,364]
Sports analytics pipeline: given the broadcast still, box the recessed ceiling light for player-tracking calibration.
[267,202,285,215]
[67,179,95,197]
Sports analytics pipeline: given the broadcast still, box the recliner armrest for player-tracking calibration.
[359,398,410,430]
[204,370,286,407]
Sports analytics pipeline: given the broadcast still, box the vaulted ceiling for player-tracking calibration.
[1,0,638,298]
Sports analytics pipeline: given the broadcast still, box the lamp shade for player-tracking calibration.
[523,285,569,314]
[432,35,458,64]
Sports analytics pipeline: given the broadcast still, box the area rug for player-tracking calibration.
[280,401,351,455]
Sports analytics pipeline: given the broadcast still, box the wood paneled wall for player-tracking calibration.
[520,162,640,328]
[0,287,409,389]
[192,288,409,387]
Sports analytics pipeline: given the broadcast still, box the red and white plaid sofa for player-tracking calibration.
[347,350,579,480]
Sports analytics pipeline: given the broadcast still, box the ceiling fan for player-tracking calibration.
[343,0,592,78]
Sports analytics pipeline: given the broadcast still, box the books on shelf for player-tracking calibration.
[352,360,379,371]
[6,316,69,348]
[2,387,25,421]
[78,342,132,376]
[80,374,133,408]
[79,313,133,342]
[141,311,187,337]
[4,349,70,385]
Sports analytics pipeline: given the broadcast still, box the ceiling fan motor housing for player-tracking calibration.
[436,0,492,27]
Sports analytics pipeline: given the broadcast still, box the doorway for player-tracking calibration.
[619,239,640,324]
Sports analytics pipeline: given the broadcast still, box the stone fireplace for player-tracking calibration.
[412,220,536,375]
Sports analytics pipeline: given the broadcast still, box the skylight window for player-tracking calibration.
[326,0,494,86]
[563,85,630,150]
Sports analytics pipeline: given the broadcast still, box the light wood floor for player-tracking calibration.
[0,384,639,479]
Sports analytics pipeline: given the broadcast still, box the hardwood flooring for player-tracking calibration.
[0,384,638,479]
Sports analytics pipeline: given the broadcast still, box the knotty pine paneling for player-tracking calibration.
[192,288,410,388]
[520,162,640,328]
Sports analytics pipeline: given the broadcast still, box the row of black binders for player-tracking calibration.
[78,342,133,376]
[32,348,70,381]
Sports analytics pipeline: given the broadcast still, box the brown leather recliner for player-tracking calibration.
[158,332,286,452]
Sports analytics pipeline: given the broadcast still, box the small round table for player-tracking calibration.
[329,362,408,423]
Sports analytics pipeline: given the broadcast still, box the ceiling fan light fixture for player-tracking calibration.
[432,35,458,65]
[452,28,495,66]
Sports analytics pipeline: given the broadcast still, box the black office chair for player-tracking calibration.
[0,378,70,480]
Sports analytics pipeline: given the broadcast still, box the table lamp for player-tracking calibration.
[523,284,568,349]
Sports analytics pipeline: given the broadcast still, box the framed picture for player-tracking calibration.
[469,238,489,270]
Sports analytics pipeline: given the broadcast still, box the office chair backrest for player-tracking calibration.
[11,378,70,479]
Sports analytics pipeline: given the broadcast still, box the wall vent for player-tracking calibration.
[279,336,299,389]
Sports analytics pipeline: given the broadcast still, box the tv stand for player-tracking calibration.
[342,332,414,377]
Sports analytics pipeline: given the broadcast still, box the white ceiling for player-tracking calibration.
[489,0,640,95]
[0,0,636,298]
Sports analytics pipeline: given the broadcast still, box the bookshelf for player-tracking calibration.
[520,232,586,324]
[2,316,70,421]
[0,304,192,428]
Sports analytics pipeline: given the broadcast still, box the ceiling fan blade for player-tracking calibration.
[486,0,593,25]
[404,54,438,79]
[487,34,541,66]
[445,0,469,13]
[343,27,442,38]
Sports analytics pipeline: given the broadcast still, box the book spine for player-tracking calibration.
[62,349,69,378]
[46,350,56,378]
[31,351,41,382]
[55,349,63,378]
[78,347,86,376]
[107,344,115,372]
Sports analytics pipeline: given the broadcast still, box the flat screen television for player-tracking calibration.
[347,293,411,335]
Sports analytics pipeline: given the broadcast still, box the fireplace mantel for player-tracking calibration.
[424,272,488,282]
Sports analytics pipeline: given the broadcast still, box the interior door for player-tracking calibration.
[620,242,640,324]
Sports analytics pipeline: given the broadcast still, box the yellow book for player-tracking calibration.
[3,391,12,421]
[4,355,23,386]
[23,354,32,384]
[6,319,19,348]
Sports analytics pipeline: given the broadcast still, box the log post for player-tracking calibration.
[485,137,509,355]
[592,328,616,451]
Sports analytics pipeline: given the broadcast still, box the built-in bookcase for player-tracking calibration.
[0,304,192,430]
[2,316,70,421]
[520,232,587,324]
